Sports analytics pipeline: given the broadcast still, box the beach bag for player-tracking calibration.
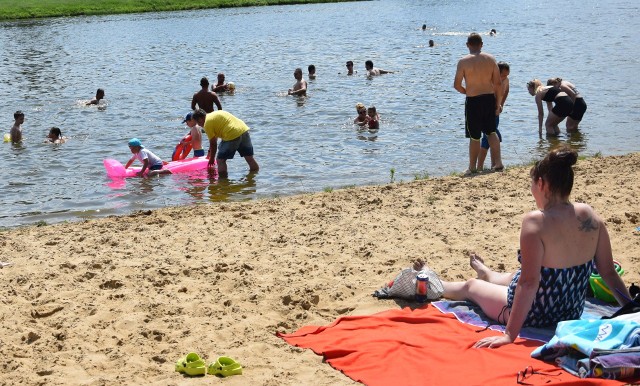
[373,267,444,301]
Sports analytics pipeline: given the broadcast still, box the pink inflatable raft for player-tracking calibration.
[103,157,210,178]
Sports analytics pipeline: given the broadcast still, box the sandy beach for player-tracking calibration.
[1,152,638,385]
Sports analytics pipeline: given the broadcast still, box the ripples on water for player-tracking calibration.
[0,0,638,227]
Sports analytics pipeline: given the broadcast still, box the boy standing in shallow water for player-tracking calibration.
[477,61,510,171]
[10,110,24,143]
[182,112,204,157]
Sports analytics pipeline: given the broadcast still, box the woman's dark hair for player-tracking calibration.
[530,146,578,198]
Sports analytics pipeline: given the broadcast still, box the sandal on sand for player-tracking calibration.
[207,356,243,377]
[175,352,206,376]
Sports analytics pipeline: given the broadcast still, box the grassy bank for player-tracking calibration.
[0,0,361,21]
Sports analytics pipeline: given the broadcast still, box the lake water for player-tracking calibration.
[0,0,638,228]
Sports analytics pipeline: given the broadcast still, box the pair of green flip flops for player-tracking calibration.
[175,353,242,377]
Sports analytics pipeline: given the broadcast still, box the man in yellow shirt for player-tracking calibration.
[192,109,259,177]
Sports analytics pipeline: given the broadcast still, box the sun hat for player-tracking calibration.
[128,138,143,147]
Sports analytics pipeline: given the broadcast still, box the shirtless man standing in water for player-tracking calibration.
[288,68,307,96]
[454,32,503,174]
[192,77,222,113]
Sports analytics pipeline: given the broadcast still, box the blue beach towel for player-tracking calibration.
[531,319,640,379]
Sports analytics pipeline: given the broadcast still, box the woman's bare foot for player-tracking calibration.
[469,253,490,281]
[413,258,426,271]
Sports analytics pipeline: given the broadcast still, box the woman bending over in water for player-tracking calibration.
[527,79,573,136]
[418,146,630,348]
[547,77,587,132]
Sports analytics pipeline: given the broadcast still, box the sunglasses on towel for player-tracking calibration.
[516,365,560,385]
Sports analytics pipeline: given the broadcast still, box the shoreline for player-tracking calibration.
[1,152,639,385]
[0,0,364,21]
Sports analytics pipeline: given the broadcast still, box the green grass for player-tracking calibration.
[413,171,430,180]
[0,0,363,21]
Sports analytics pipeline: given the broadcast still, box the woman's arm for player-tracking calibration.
[535,93,544,134]
[594,217,631,305]
[475,212,543,349]
[506,213,543,339]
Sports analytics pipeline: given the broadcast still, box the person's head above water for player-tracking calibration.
[530,146,577,199]
[365,60,374,70]
[428,39,434,47]
[200,77,209,88]
[48,127,62,139]
[14,110,24,121]
[96,88,105,99]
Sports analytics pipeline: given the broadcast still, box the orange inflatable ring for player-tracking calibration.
[172,134,193,161]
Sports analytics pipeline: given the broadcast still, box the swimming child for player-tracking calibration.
[46,127,66,144]
[367,106,380,130]
[87,88,104,105]
[308,64,316,80]
[353,103,369,127]
[10,110,24,143]
[124,138,171,177]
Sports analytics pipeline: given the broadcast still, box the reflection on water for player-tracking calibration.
[533,130,589,160]
[0,0,638,227]
[206,173,257,202]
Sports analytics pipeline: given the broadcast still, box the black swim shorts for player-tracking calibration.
[465,94,496,140]
[551,95,573,118]
[569,97,587,121]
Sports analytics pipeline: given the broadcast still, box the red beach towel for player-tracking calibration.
[277,305,627,386]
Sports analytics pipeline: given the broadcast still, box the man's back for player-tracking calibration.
[192,89,221,113]
[456,52,498,97]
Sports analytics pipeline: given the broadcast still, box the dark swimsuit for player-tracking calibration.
[503,252,593,328]
[542,87,573,118]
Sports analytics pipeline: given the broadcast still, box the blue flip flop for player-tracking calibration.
[207,356,243,377]
[175,352,206,376]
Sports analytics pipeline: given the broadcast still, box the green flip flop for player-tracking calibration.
[207,356,243,377]
[175,352,206,376]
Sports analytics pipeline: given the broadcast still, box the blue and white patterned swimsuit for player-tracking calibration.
[506,252,593,328]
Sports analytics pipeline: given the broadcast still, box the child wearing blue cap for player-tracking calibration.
[182,112,204,157]
[125,138,171,177]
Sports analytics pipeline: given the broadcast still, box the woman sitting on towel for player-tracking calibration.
[428,146,631,349]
